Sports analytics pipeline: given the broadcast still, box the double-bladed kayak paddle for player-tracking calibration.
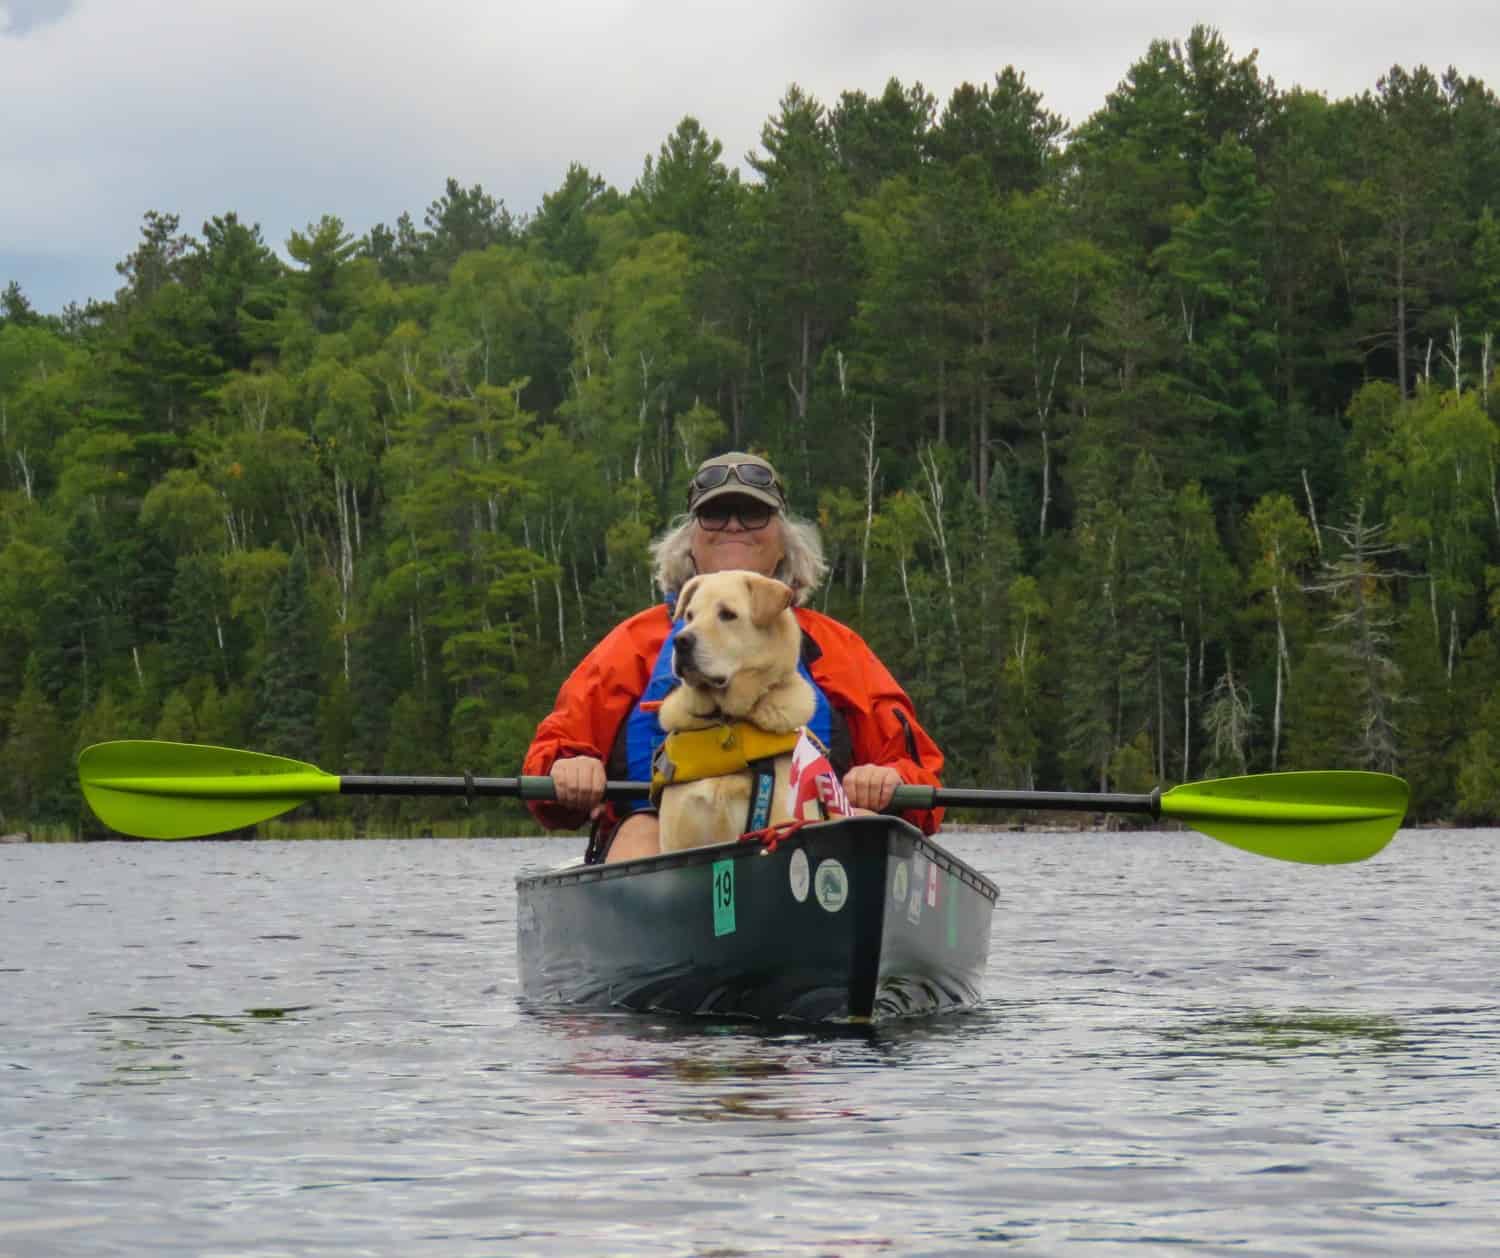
[77,740,1407,864]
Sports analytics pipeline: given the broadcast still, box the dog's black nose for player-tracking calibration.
[674,632,696,664]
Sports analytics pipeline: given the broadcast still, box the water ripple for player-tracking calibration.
[2,829,1498,1254]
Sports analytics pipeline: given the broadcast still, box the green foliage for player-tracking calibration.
[1,665,70,824]
[382,690,448,824]
[633,116,742,240]
[423,179,516,272]
[1108,731,1158,795]
[254,546,321,762]
[153,688,197,743]
[191,213,285,369]
[1155,134,1277,503]
[528,164,617,273]
[10,35,1500,834]
[164,553,228,691]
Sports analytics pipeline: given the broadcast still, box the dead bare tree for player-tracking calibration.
[1202,661,1254,776]
[1303,505,1405,773]
[915,444,966,694]
[1438,317,1464,395]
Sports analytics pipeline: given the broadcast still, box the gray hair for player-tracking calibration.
[650,511,827,605]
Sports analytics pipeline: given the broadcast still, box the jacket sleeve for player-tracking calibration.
[522,607,666,829]
[800,610,946,834]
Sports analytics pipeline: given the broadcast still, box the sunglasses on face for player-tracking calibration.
[695,501,776,531]
[689,462,783,502]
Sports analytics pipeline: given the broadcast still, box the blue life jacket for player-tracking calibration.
[615,603,837,813]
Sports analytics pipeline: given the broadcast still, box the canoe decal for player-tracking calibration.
[789,848,810,903]
[712,859,736,936]
[813,859,849,913]
[891,859,909,906]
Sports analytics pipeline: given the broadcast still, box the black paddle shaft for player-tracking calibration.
[892,784,1163,817]
[337,775,1162,818]
[338,774,647,803]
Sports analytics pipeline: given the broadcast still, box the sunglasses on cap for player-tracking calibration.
[688,461,784,502]
[696,500,776,531]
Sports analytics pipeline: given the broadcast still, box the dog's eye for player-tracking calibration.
[718,608,737,622]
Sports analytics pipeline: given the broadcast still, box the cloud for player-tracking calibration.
[0,0,73,37]
[2,0,1497,312]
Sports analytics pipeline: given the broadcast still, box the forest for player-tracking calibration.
[4,26,1500,838]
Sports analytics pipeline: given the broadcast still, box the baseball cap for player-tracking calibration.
[687,451,787,513]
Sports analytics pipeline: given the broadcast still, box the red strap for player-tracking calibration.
[738,817,814,853]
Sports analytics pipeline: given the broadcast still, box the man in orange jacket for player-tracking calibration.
[524,451,944,862]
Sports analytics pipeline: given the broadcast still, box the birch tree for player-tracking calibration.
[1246,492,1316,769]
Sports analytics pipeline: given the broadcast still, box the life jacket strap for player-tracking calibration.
[744,757,778,833]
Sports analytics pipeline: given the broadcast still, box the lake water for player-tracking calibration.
[2,828,1497,1256]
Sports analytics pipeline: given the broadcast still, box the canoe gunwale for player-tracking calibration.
[515,818,1000,903]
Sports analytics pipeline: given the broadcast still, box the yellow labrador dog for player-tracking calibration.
[653,571,816,852]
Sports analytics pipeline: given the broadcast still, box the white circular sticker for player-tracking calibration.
[814,859,849,913]
[891,860,909,905]
[789,848,810,903]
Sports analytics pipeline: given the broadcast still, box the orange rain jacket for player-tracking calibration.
[523,603,945,836]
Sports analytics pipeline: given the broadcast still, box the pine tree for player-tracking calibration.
[1,663,68,826]
[1156,135,1278,505]
[254,546,321,763]
[164,552,227,692]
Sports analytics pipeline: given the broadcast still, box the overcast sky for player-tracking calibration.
[2,0,1495,314]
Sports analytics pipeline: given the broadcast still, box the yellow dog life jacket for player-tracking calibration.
[649,723,803,805]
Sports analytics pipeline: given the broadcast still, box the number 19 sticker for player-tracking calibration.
[712,859,736,936]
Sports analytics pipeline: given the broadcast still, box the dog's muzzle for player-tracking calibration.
[672,631,701,682]
[672,631,726,688]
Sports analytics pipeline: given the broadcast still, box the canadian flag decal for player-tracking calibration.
[788,729,850,821]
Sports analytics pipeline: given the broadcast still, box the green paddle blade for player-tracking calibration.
[79,740,341,839]
[1159,770,1408,864]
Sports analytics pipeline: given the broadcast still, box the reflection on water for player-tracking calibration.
[3,831,1499,1256]
[80,1006,320,1089]
[1160,1009,1411,1057]
[97,1004,315,1030]
[521,1007,1006,1123]
[524,1003,1002,1052]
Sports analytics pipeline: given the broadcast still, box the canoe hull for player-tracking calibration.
[515,816,997,1023]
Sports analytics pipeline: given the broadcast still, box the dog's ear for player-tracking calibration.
[673,575,703,621]
[746,573,795,627]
